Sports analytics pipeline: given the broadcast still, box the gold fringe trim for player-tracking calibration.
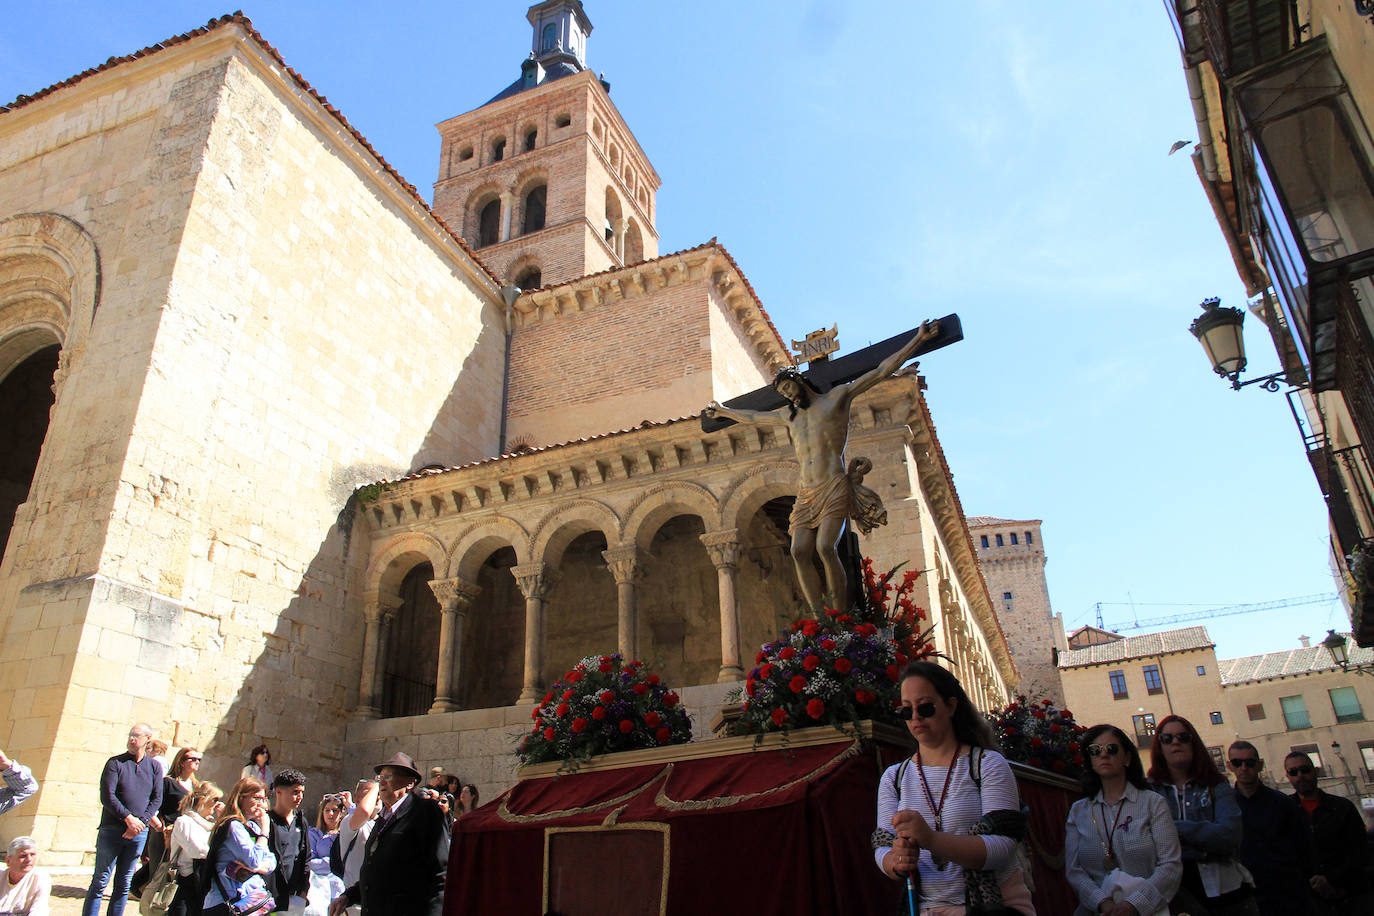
[496,766,671,824]
[654,737,863,811]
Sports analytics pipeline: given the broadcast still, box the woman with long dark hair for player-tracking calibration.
[1065,724,1180,915]
[240,746,272,787]
[873,661,1032,914]
[1147,715,1256,916]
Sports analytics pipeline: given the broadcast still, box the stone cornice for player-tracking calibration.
[513,243,790,372]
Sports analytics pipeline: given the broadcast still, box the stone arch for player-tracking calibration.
[718,460,800,533]
[507,253,544,291]
[624,219,644,265]
[448,517,531,582]
[621,481,719,553]
[0,212,101,379]
[530,498,620,567]
[366,532,448,596]
[462,182,505,244]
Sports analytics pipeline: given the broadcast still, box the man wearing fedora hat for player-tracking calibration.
[328,752,448,916]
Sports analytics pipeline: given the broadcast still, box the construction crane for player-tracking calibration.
[1095,592,1339,632]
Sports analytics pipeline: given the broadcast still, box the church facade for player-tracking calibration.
[0,4,1017,864]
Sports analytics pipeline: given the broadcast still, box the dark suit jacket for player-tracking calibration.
[343,793,449,916]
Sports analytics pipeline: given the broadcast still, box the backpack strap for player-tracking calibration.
[891,758,911,803]
[969,745,984,790]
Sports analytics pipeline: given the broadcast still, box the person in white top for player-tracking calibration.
[165,782,223,916]
[0,836,51,916]
[333,778,378,902]
[874,661,1032,915]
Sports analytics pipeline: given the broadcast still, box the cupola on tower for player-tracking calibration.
[432,0,660,289]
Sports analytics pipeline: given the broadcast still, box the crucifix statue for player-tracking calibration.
[703,316,961,612]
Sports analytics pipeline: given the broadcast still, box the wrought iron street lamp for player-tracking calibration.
[1188,297,1289,391]
[1321,629,1374,676]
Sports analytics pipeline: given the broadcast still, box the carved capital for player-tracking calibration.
[600,546,644,585]
[700,529,743,570]
[427,576,481,615]
[363,592,404,623]
[511,562,559,600]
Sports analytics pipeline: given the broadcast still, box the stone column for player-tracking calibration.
[612,217,627,259]
[512,562,559,704]
[601,546,643,659]
[500,191,516,242]
[357,592,402,719]
[701,529,745,682]
[426,577,482,714]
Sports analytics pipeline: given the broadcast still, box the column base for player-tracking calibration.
[516,686,542,704]
[355,705,381,720]
[717,665,745,683]
[428,698,460,714]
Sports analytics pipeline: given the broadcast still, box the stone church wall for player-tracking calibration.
[0,33,507,863]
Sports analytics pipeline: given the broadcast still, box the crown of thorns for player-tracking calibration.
[772,365,823,393]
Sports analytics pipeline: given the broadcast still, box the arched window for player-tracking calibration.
[0,345,59,556]
[522,185,547,235]
[515,266,542,290]
[458,146,473,161]
[478,199,501,248]
[381,563,440,718]
[524,129,537,152]
[542,23,557,51]
[624,220,644,264]
[491,137,506,163]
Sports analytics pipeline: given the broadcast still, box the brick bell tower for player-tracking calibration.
[432,1,660,289]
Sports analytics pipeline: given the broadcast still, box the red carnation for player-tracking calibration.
[1042,699,1053,706]
[567,671,582,683]
[779,647,797,661]
[599,662,613,673]
[531,708,541,721]
[592,706,607,721]
[1032,709,1046,719]
[756,650,766,663]
[633,683,649,696]
[629,660,644,668]
[599,690,614,704]
[803,654,820,671]
[1052,759,1066,772]
[544,727,556,740]
[556,702,570,717]
[771,708,787,726]
[838,614,853,625]
[663,692,680,707]
[746,679,756,697]
[833,658,853,674]
[1030,737,1044,749]
[601,655,612,665]
[855,689,875,705]
[760,663,774,678]
[572,717,588,733]
[1061,709,1073,720]
[656,727,671,743]
[645,711,661,727]
[895,652,908,667]
[806,698,826,719]
[789,676,807,693]
[821,639,836,651]
[647,674,661,685]
[802,622,819,636]
[618,719,634,734]
[542,691,554,704]
[1050,724,1062,734]
[886,665,900,682]
[1068,741,1080,751]
[561,689,574,701]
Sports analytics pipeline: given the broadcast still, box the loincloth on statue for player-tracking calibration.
[788,457,888,536]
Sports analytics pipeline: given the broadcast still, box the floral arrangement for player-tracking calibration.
[736,560,939,734]
[990,696,1086,778]
[517,653,693,766]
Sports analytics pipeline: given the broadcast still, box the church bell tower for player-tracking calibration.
[432,1,660,289]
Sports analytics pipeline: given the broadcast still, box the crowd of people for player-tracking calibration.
[875,662,1374,916]
[0,725,476,916]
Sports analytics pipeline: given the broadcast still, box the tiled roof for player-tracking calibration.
[1058,626,1214,668]
[0,13,500,289]
[1219,639,1374,684]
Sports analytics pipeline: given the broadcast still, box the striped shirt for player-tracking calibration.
[873,747,1021,907]
[1065,781,1182,916]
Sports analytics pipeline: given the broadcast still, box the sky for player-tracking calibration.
[1,1,1348,661]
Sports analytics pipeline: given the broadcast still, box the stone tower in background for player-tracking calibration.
[968,517,1065,703]
[432,0,660,289]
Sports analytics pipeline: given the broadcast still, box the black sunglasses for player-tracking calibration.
[897,701,939,721]
[1287,764,1315,777]
[1229,758,1259,769]
[1087,743,1121,758]
[1157,732,1188,745]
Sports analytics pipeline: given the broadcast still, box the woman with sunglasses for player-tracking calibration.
[874,661,1033,915]
[1147,715,1256,916]
[203,778,275,916]
[1065,725,1180,916]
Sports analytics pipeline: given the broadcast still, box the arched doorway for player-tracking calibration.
[459,547,525,709]
[0,344,58,558]
[640,514,718,686]
[736,496,806,657]
[544,530,616,680]
[381,563,440,718]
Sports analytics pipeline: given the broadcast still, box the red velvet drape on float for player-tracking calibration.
[444,737,1080,916]
[445,738,908,916]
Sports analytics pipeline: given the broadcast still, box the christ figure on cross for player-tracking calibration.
[705,318,941,612]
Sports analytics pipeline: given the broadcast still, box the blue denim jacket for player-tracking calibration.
[204,820,276,910]
[1149,779,1242,862]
